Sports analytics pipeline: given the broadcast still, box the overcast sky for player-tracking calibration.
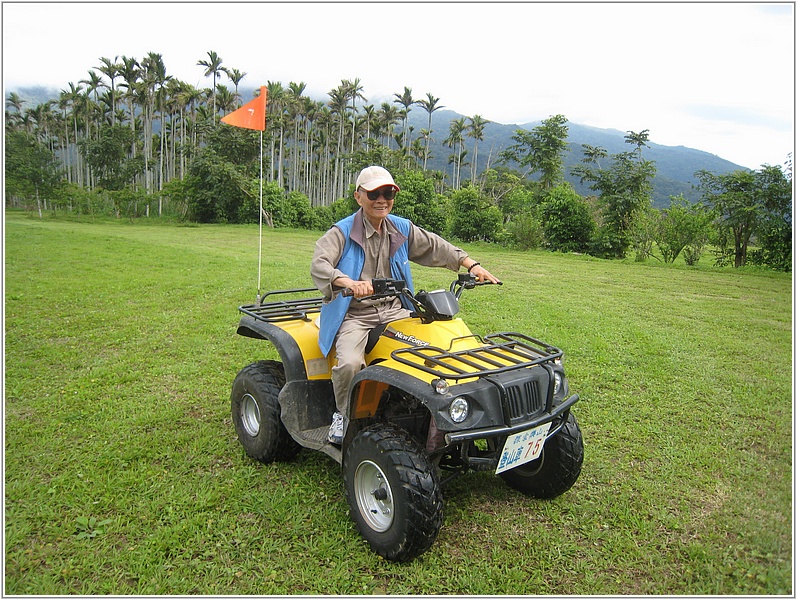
[3,2,794,170]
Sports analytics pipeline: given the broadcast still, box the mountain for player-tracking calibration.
[407,109,745,207]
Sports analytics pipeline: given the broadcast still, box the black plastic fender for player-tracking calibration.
[348,365,508,432]
[237,315,308,382]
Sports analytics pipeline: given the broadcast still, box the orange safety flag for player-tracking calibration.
[221,86,267,131]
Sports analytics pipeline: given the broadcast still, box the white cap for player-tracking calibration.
[355,166,400,191]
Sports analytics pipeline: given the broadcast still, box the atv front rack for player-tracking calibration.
[239,288,323,323]
[391,332,562,381]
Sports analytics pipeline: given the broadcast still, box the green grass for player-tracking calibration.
[4,210,792,595]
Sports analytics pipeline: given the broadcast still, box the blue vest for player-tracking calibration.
[318,211,415,356]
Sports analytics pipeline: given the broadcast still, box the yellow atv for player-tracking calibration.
[231,274,583,562]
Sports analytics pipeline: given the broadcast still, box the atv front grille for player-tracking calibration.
[239,288,323,323]
[506,379,544,421]
[391,332,562,381]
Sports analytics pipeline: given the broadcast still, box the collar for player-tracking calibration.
[350,209,408,257]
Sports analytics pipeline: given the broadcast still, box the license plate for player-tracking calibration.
[495,422,552,474]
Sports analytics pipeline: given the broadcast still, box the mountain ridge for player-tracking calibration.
[405,109,745,207]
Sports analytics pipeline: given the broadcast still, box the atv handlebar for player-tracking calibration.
[340,274,501,323]
[341,278,409,300]
[450,272,502,299]
[341,274,500,302]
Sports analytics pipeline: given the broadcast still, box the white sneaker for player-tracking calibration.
[328,411,344,444]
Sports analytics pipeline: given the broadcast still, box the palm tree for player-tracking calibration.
[174,82,201,177]
[29,101,55,151]
[96,56,121,125]
[393,86,414,149]
[59,82,84,185]
[179,83,203,149]
[467,114,490,185]
[80,70,105,105]
[287,82,308,191]
[141,52,171,195]
[378,102,399,148]
[266,81,286,184]
[5,91,25,115]
[118,56,140,157]
[77,87,97,186]
[327,83,349,199]
[302,98,325,199]
[361,104,376,150]
[5,92,26,134]
[415,92,444,170]
[225,68,247,106]
[55,91,73,182]
[343,78,365,153]
[80,69,105,156]
[315,105,334,203]
[215,85,236,115]
[444,117,467,189]
[197,50,224,123]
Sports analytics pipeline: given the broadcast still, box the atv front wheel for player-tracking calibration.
[231,360,301,463]
[343,424,443,562]
[499,412,584,499]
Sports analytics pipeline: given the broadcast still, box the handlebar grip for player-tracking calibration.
[474,279,503,286]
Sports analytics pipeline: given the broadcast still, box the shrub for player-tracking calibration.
[393,171,446,234]
[449,186,503,242]
[539,184,594,253]
[655,195,713,264]
[506,211,544,250]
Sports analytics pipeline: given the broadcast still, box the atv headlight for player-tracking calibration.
[553,372,562,396]
[449,397,469,423]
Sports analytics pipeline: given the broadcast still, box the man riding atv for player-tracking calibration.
[231,167,583,562]
[311,165,500,444]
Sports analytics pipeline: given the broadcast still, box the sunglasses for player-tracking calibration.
[360,186,397,201]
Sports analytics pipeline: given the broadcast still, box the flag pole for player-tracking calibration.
[256,129,263,306]
[220,85,267,306]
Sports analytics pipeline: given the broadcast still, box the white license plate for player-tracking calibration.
[495,422,552,474]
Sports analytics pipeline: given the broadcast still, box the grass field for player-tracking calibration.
[4,210,792,595]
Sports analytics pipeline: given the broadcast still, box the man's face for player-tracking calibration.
[355,186,397,226]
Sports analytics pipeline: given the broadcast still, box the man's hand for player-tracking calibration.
[469,264,501,284]
[334,277,374,298]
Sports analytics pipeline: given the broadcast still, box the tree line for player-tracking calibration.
[4,50,792,270]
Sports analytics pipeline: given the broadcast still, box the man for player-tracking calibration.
[311,165,500,444]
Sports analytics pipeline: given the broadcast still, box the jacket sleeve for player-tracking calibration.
[407,223,468,271]
[311,227,347,300]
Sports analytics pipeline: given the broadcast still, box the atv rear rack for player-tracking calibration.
[391,332,562,381]
[239,288,323,323]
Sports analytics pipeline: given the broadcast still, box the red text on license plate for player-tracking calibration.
[495,422,552,474]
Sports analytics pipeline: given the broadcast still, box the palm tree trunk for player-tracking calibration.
[277,127,284,188]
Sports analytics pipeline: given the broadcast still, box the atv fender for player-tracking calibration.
[346,364,499,435]
[237,315,308,382]
[349,365,435,419]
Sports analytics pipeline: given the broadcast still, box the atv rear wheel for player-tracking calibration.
[231,360,301,463]
[343,424,443,562]
[499,412,583,499]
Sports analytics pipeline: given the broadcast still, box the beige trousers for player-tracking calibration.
[332,302,411,414]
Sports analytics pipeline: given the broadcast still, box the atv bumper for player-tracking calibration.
[444,393,579,444]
